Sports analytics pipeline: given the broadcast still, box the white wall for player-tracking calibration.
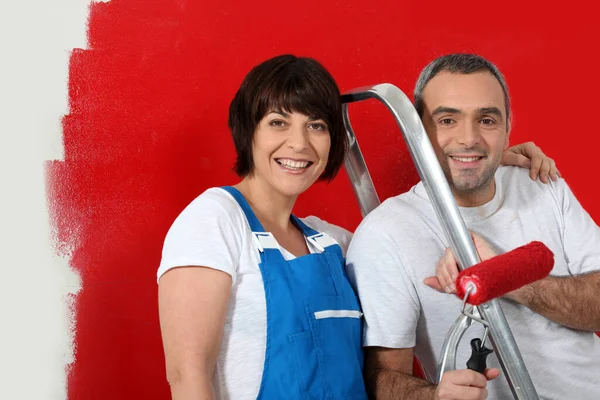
[0,1,99,398]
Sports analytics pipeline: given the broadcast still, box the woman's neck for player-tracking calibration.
[233,177,297,232]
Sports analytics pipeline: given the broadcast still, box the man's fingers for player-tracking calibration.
[484,368,501,381]
[438,248,458,293]
[437,369,493,400]
[444,369,488,388]
[444,248,459,280]
[470,232,497,261]
[424,276,444,292]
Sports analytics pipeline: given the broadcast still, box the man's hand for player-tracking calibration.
[434,369,501,400]
[502,142,559,183]
[424,233,497,294]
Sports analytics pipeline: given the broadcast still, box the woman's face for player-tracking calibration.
[250,110,331,198]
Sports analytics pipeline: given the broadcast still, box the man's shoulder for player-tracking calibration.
[497,165,564,199]
[355,183,435,235]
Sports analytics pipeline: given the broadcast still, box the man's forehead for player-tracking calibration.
[421,71,505,112]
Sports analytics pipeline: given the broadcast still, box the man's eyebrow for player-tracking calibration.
[431,106,505,120]
[479,107,504,119]
[431,106,462,116]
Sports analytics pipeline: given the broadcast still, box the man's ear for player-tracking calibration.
[504,113,512,150]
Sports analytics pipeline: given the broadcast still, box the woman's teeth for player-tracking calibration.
[276,159,310,169]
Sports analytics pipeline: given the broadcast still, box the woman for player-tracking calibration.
[157,54,558,400]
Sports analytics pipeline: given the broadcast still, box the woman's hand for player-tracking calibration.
[502,142,559,183]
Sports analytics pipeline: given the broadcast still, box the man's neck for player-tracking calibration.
[453,180,497,207]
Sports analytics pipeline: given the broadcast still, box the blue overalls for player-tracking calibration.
[222,186,367,400]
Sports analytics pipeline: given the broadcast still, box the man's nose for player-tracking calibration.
[456,122,481,148]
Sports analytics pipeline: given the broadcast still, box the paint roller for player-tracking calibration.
[452,241,554,373]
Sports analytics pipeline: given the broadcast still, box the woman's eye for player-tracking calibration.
[308,123,327,131]
[269,120,286,127]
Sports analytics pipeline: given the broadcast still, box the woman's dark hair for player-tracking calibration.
[228,54,347,181]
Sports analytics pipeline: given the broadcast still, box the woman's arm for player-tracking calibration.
[502,142,559,183]
[159,266,232,400]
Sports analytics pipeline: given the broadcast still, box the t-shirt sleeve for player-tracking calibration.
[555,179,600,275]
[157,189,245,284]
[301,215,353,256]
[345,215,420,349]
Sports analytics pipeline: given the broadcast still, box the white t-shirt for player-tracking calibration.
[157,187,353,400]
[346,166,600,400]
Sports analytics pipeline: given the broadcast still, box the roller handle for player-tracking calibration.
[466,338,493,374]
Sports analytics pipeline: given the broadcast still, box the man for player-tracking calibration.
[346,54,600,399]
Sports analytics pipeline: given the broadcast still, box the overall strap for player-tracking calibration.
[221,186,265,232]
[292,215,342,254]
[221,186,281,254]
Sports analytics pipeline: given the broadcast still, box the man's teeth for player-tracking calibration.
[451,156,482,162]
[277,159,310,169]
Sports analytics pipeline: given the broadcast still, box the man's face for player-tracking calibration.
[421,71,510,206]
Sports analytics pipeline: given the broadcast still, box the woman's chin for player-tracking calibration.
[272,179,316,198]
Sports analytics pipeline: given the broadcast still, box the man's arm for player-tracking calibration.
[531,176,600,332]
[365,347,499,400]
[506,271,600,331]
[425,234,600,332]
[365,347,435,399]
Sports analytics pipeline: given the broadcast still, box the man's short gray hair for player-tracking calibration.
[413,54,511,121]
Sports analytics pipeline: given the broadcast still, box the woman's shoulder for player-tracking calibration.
[169,187,246,227]
[164,187,248,248]
[300,215,353,255]
[185,187,241,213]
[158,187,248,283]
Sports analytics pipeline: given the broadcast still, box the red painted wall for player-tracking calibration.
[46,0,600,398]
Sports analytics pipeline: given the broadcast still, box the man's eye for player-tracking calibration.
[481,118,495,125]
[439,118,454,125]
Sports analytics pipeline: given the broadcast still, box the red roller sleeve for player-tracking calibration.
[455,241,554,306]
